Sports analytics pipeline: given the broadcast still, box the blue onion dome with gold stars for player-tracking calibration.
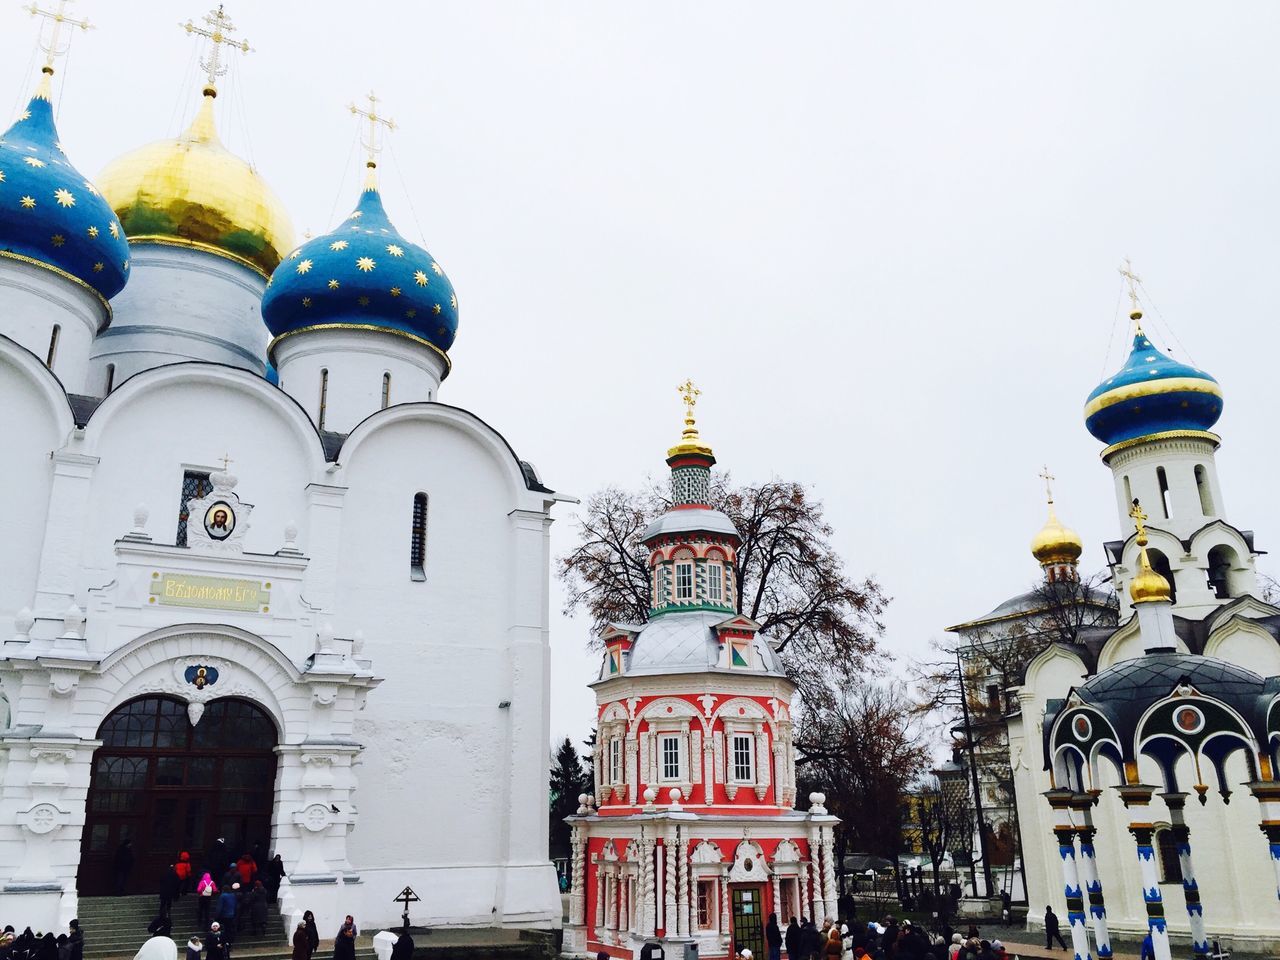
[261,164,459,364]
[1084,313,1222,449]
[0,71,129,307]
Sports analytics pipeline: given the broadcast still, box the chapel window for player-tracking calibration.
[609,738,622,784]
[732,733,754,783]
[708,563,724,602]
[675,562,693,601]
[697,879,716,929]
[1156,467,1171,518]
[46,324,60,369]
[381,372,391,409]
[1195,465,1213,515]
[318,368,329,431]
[176,470,212,547]
[730,640,750,668]
[661,735,681,780]
[104,363,115,395]
[410,493,428,581]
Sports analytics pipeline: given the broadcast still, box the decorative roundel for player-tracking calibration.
[203,501,236,541]
[1174,704,1205,735]
[744,857,754,872]
[1072,713,1093,741]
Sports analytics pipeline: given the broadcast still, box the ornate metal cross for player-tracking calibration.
[677,378,701,420]
[181,4,252,91]
[349,91,396,168]
[1038,464,1056,504]
[25,0,91,73]
[1119,257,1143,320]
[1129,498,1148,540]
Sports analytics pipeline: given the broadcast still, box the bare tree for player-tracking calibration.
[560,475,888,711]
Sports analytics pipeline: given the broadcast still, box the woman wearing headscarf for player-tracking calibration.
[196,872,218,928]
[291,922,309,960]
[303,911,320,960]
[333,917,357,960]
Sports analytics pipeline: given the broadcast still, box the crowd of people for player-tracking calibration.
[0,922,83,960]
[752,913,1012,960]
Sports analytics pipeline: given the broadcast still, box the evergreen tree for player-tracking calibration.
[549,736,592,861]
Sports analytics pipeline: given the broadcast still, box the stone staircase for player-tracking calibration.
[74,895,371,960]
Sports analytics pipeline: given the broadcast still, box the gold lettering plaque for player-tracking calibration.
[150,573,270,613]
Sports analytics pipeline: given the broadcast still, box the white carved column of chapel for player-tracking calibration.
[605,869,618,939]
[755,726,770,800]
[665,826,678,935]
[568,825,585,925]
[626,735,639,804]
[677,826,690,936]
[642,831,657,936]
[33,450,99,619]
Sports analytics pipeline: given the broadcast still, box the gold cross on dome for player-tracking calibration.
[1119,257,1144,329]
[349,91,396,169]
[1038,465,1056,505]
[677,378,701,420]
[1129,498,1148,541]
[181,4,252,91]
[25,0,92,74]
[218,453,234,471]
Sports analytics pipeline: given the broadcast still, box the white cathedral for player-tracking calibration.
[0,9,564,933]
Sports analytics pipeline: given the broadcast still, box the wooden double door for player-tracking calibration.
[78,695,279,895]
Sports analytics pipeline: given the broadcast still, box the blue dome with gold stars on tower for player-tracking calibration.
[262,162,458,363]
[0,70,129,307]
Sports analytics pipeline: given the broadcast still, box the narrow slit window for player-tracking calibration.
[410,492,428,580]
[104,363,115,395]
[1156,466,1171,518]
[609,738,622,784]
[381,372,391,409]
[1195,465,1213,516]
[46,324,60,369]
[318,368,329,431]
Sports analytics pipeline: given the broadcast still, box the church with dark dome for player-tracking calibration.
[0,4,562,936]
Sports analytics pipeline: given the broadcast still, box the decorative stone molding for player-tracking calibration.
[21,803,62,836]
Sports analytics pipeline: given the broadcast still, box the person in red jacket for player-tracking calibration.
[235,853,257,886]
[174,851,192,895]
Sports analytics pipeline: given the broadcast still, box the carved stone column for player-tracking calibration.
[605,870,618,941]
[665,829,679,935]
[596,863,606,934]
[755,727,770,801]
[771,872,782,924]
[642,833,658,936]
[821,828,838,919]
[1114,783,1170,960]
[720,866,731,945]
[626,737,639,805]
[677,829,690,936]
[704,740,716,805]
[1163,793,1208,960]
[809,855,822,922]
[569,828,586,925]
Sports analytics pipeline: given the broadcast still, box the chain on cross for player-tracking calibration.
[349,91,396,169]
[25,0,91,74]
[181,4,253,92]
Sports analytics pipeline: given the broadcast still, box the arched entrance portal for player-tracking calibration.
[78,695,279,895]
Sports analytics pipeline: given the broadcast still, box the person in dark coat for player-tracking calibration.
[1043,907,1066,950]
[216,887,238,943]
[802,919,822,960]
[185,937,201,960]
[766,914,783,960]
[785,918,802,959]
[291,923,309,960]
[303,912,320,960]
[112,840,134,896]
[65,922,82,960]
[249,882,269,936]
[33,935,56,960]
[333,917,357,960]
[388,930,413,960]
[158,865,180,919]
[145,916,172,939]
[205,924,226,960]
[265,855,286,903]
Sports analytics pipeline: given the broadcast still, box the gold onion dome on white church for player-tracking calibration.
[97,89,294,278]
[1030,504,1083,566]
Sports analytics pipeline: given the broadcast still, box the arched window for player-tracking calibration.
[1155,827,1183,883]
[1195,465,1213,516]
[104,363,115,395]
[318,368,329,431]
[410,492,428,580]
[1123,475,1133,507]
[1147,548,1177,605]
[1207,544,1241,600]
[1156,467,1171,518]
[381,372,391,409]
[45,324,60,369]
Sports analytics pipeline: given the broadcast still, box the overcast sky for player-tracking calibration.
[10,2,1280,752]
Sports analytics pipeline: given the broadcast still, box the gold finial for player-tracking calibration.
[1119,257,1144,333]
[667,379,714,460]
[1128,497,1148,546]
[1030,466,1082,568]
[348,91,396,190]
[25,0,91,84]
[1128,497,1171,604]
[180,4,252,97]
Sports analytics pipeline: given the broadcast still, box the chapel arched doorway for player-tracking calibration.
[78,695,279,895]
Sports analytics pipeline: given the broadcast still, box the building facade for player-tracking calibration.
[563,398,839,960]
[0,23,561,933]
[1009,298,1280,954]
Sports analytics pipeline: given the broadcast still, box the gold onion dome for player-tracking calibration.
[97,90,294,277]
[1130,546,1172,604]
[1031,505,1083,566]
[667,379,715,461]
